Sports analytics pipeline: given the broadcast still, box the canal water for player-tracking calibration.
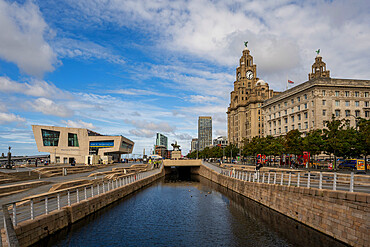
[40,175,347,247]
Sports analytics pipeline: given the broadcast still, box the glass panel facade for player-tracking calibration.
[42,129,60,146]
[68,133,79,147]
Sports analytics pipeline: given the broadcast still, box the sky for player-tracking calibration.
[0,0,369,156]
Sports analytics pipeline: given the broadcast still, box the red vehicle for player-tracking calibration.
[257,154,266,164]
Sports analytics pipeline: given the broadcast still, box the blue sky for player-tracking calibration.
[0,0,369,156]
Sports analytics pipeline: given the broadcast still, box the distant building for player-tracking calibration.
[263,54,370,137]
[213,136,228,147]
[32,125,134,164]
[156,133,168,150]
[154,145,167,158]
[198,116,212,151]
[190,138,198,152]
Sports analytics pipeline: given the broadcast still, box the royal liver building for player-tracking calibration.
[227,44,279,148]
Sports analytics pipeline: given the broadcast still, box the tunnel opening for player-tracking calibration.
[165,166,199,181]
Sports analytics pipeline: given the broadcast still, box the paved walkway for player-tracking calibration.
[0,163,139,207]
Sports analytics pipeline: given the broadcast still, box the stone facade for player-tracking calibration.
[227,47,279,147]
[263,56,370,137]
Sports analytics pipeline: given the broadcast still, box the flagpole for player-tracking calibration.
[286,75,288,90]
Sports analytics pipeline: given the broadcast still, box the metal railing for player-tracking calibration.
[4,164,163,227]
[203,162,370,194]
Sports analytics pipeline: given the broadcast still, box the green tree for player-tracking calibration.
[302,129,324,161]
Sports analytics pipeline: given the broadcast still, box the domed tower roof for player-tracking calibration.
[256,79,267,86]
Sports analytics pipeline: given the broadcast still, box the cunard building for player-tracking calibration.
[227,44,279,147]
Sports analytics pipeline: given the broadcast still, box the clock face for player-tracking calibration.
[237,72,241,81]
[246,70,253,80]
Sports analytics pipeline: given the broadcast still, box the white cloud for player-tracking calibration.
[0,0,57,77]
[61,120,95,129]
[0,76,71,99]
[0,112,26,124]
[188,95,218,104]
[125,119,175,133]
[111,88,170,97]
[129,129,155,138]
[30,98,72,117]
[174,133,192,140]
[54,38,125,65]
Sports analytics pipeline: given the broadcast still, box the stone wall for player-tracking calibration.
[9,169,165,247]
[198,164,369,247]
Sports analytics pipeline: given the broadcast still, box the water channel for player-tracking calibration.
[39,173,347,247]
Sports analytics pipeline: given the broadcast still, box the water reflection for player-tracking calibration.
[36,175,347,247]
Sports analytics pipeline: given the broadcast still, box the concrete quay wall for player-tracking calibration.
[10,169,165,247]
[198,164,369,247]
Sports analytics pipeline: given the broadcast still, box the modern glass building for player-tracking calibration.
[156,133,168,150]
[198,116,212,151]
[33,125,134,164]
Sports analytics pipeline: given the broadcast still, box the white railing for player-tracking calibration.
[4,164,163,227]
[204,162,370,194]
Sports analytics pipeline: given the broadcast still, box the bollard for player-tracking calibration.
[267,172,270,184]
[280,173,284,185]
[307,172,311,188]
[257,172,260,183]
[288,172,291,186]
[97,184,100,195]
[45,197,49,214]
[319,172,323,189]
[13,203,17,226]
[297,173,300,187]
[274,172,277,184]
[30,199,34,220]
[76,189,79,203]
[262,173,265,183]
[350,172,354,192]
[84,187,87,200]
[57,193,60,210]
[333,173,337,191]
[91,185,94,197]
[68,190,71,206]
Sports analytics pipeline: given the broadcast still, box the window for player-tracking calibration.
[304,112,308,119]
[335,100,340,106]
[365,92,369,97]
[284,118,288,124]
[297,105,301,111]
[298,114,301,120]
[291,116,295,122]
[355,92,359,97]
[68,133,79,147]
[335,110,340,117]
[278,120,281,125]
[365,111,370,117]
[278,112,281,117]
[365,101,369,107]
[284,109,287,115]
[355,110,360,117]
[273,106,276,110]
[285,126,288,133]
[298,123,301,130]
[274,129,276,134]
[304,103,307,109]
[322,90,326,96]
[292,125,295,130]
[305,122,308,129]
[41,129,60,146]
[345,91,350,97]
[284,102,287,107]
[322,100,326,105]
[311,101,314,106]
[297,97,301,102]
[335,91,339,97]
[323,110,326,116]
[304,94,307,100]
[279,128,281,134]
[269,122,272,127]
[345,101,350,106]
[312,121,315,127]
[274,113,276,118]
[355,101,359,107]
[273,121,276,126]
[291,99,294,104]
[345,110,350,117]
[291,107,295,113]
[278,104,281,109]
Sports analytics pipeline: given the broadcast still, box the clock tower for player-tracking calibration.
[227,44,278,148]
